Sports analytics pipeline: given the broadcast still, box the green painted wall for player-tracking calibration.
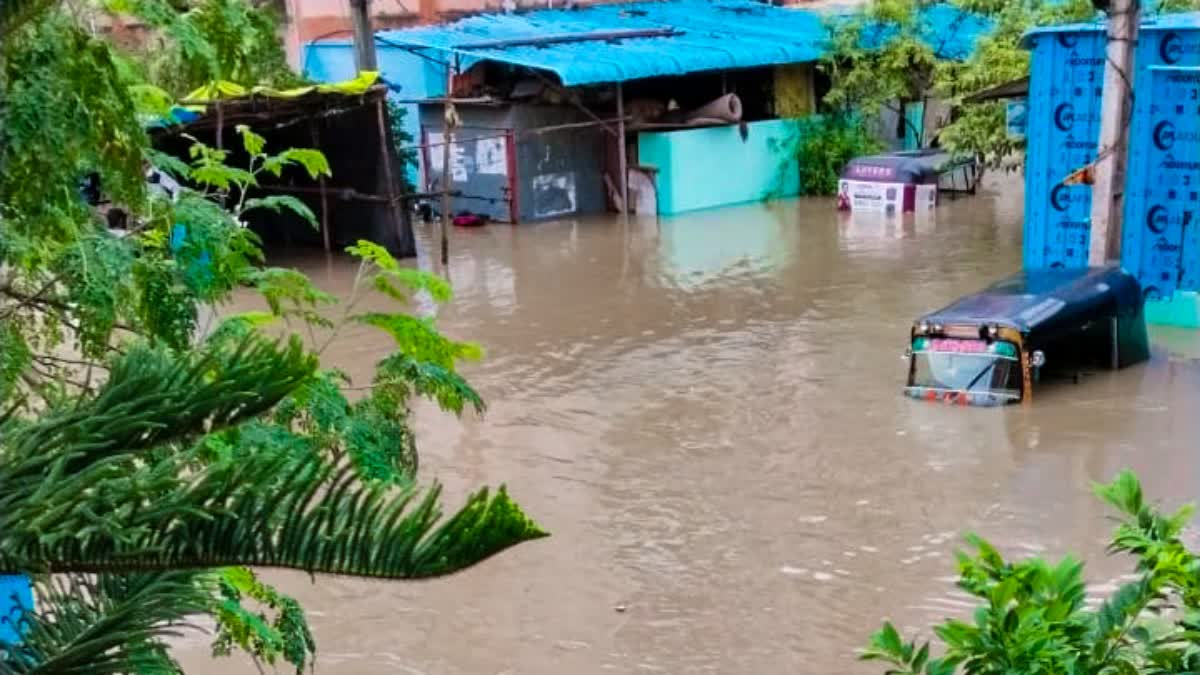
[637,119,802,215]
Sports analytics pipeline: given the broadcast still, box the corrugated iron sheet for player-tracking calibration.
[375,0,992,87]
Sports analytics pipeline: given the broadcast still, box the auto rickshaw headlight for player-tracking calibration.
[1031,350,1046,368]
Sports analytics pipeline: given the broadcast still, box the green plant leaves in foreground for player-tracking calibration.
[863,470,1200,674]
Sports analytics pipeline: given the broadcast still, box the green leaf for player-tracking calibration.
[249,267,336,324]
[275,148,331,179]
[356,313,482,369]
[1095,470,1145,518]
[236,124,266,156]
[913,643,930,672]
[243,195,318,229]
[146,148,192,180]
[0,322,33,409]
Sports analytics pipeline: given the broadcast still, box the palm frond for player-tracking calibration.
[1,334,315,480]
[2,444,545,578]
[0,571,209,675]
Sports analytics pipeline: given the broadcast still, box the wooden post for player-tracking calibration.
[1089,0,1139,266]
[616,81,629,219]
[310,120,331,253]
[375,98,405,253]
[439,103,454,267]
[349,0,378,72]
[215,101,223,150]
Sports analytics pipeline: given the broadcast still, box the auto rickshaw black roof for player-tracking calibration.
[841,149,951,185]
[914,265,1145,338]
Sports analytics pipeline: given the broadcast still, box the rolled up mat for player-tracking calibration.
[684,93,743,124]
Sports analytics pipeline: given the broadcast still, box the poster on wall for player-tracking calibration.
[475,137,507,175]
[532,172,577,218]
[426,132,467,183]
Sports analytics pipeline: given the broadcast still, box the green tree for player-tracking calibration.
[932,0,1093,172]
[820,0,939,148]
[0,2,544,672]
[110,0,304,95]
[862,471,1200,674]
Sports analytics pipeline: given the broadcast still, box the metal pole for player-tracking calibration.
[616,81,629,219]
[349,0,378,72]
[1089,0,1139,265]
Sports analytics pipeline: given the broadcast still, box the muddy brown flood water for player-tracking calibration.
[178,177,1200,674]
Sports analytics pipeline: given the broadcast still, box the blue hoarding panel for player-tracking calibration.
[1123,66,1200,299]
[0,575,33,644]
[1024,11,1200,298]
[1023,31,1105,269]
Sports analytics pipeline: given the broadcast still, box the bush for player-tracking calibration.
[782,115,883,197]
[862,470,1200,674]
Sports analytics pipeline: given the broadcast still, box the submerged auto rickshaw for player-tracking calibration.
[904,265,1150,406]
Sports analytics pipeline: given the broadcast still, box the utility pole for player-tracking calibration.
[348,0,378,72]
[1088,0,1139,266]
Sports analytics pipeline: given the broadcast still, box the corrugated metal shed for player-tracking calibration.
[374,0,993,87]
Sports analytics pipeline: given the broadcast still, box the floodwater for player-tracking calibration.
[179,176,1200,673]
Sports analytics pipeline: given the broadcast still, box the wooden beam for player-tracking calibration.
[454,28,682,51]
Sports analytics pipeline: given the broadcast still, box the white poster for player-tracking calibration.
[426,132,467,183]
[475,137,507,175]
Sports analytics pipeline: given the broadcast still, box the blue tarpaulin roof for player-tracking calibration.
[374,0,993,87]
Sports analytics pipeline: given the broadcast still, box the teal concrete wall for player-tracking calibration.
[637,119,802,215]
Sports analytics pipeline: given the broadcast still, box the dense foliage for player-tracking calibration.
[0,0,543,671]
[864,471,1200,674]
[775,115,883,196]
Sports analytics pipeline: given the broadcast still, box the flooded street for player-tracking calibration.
[181,177,1200,673]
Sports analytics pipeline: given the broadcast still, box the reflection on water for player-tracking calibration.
[177,177,1200,674]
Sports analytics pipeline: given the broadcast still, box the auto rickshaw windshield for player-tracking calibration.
[905,337,1022,404]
